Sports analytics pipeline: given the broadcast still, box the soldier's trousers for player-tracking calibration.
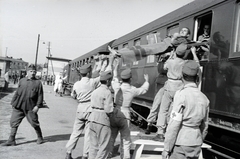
[156,88,176,134]
[10,108,40,128]
[66,111,90,157]
[146,87,164,123]
[169,145,201,159]
[109,108,131,159]
[89,122,111,159]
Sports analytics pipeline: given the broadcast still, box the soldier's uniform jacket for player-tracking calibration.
[111,78,149,120]
[164,57,185,91]
[72,76,100,112]
[88,84,114,126]
[164,83,209,152]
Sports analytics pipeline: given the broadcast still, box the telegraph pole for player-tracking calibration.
[46,42,51,77]
[35,34,40,69]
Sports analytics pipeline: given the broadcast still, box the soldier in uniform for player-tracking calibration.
[2,64,44,146]
[162,60,209,159]
[109,67,149,159]
[88,70,114,159]
[65,55,114,159]
[153,44,200,141]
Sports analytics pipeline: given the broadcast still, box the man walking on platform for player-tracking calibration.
[2,64,44,146]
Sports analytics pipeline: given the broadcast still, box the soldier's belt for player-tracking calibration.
[78,100,90,103]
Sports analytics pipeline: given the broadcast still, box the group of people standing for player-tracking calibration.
[65,27,210,159]
[1,26,210,159]
[65,53,150,159]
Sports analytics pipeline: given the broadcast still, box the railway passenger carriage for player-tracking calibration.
[65,0,240,158]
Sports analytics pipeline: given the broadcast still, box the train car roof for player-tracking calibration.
[70,40,115,64]
[112,0,227,46]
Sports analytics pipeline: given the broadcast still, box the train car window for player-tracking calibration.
[114,47,118,50]
[167,24,179,37]
[123,43,129,48]
[145,32,161,64]
[121,44,128,66]
[146,55,155,63]
[90,56,94,63]
[79,61,82,66]
[194,12,212,61]
[232,4,240,56]
[146,32,161,44]
[83,59,85,65]
[133,39,141,65]
[134,38,141,46]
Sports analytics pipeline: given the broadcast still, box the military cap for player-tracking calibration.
[100,70,112,81]
[27,64,36,70]
[182,60,199,76]
[79,63,91,74]
[91,71,100,78]
[121,69,132,79]
[176,43,187,56]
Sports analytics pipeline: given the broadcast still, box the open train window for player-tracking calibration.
[232,3,240,57]
[167,24,179,37]
[133,38,141,65]
[193,12,212,60]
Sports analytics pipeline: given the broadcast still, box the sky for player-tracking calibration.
[0,0,194,67]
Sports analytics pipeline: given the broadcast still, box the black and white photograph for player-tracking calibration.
[1,0,240,159]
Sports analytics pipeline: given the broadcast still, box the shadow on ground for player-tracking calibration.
[0,87,17,100]
[7,133,83,146]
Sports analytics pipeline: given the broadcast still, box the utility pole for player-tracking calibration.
[35,34,40,70]
[5,47,8,57]
[46,42,51,77]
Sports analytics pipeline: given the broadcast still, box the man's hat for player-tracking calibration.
[121,69,132,79]
[91,71,99,78]
[27,64,36,70]
[100,70,112,81]
[182,60,199,76]
[79,64,91,74]
[176,43,187,56]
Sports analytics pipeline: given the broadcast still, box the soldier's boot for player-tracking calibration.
[145,124,152,135]
[34,126,44,144]
[152,134,165,142]
[2,128,17,146]
[65,153,73,159]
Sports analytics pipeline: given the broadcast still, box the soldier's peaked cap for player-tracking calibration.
[121,69,132,79]
[182,60,199,76]
[176,43,187,56]
[27,64,36,70]
[80,63,91,74]
[100,70,112,81]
